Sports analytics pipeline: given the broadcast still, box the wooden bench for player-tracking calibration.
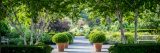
[1,36,9,45]
[138,35,158,43]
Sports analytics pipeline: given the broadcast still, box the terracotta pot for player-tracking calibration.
[94,43,102,52]
[57,43,65,52]
[65,43,69,48]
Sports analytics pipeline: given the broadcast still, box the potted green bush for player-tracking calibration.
[52,33,68,52]
[63,32,74,48]
[89,31,106,52]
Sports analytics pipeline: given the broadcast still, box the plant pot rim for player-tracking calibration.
[93,43,103,44]
[56,43,67,44]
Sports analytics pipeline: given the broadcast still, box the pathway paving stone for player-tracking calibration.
[51,36,112,53]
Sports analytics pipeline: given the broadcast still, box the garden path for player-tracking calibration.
[51,36,111,53]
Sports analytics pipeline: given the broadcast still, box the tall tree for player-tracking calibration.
[125,0,160,43]
[87,0,128,44]
[3,0,80,45]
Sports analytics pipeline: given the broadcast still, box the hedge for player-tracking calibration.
[1,45,53,53]
[125,28,160,33]
[108,44,160,53]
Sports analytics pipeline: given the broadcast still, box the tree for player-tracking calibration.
[86,0,128,44]
[124,0,143,43]
[125,0,160,43]
[3,0,79,45]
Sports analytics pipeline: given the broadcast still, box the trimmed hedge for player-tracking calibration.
[1,45,53,53]
[108,44,160,53]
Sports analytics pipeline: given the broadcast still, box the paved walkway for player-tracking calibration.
[51,36,111,53]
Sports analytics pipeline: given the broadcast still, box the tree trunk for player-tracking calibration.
[106,15,111,30]
[35,24,43,45]
[134,9,138,44]
[30,19,34,45]
[8,0,28,45]
[23,34,27,45]
[15,12,27,45]
[8,17,27,45]
[116,10,126,44]
[13,10,27,45]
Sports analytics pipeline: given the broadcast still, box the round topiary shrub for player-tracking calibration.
[89,31,106,43]
[52,33,69,43]
[63,32,74,44]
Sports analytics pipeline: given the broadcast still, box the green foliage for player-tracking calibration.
[2,0,160,46]
[109,32,134,44]
[89,30,106,43]
[1,45,53,53]
[7,28,34,45]
[63,32,74,44]
[0,20,10,36]
[125,32,134,44]
[40,33,53,44]
[52,33,68,43]
[69,32,75,38]
[70,23,90,37]
[35,42,45,45]
[8,30,19,38]
[9,38,23,45]
[87,29,98,39]
[109,32,121,43]
[108,44,160,53]
[139,10,160,30]
[157,36,160,43]
[103,32,110,44]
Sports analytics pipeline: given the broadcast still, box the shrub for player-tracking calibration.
[63,32,74,44]
[35,42,45,45]
[52,33,69,43]
[41,33,53,44]
[157,36,160,43]
[49,19,70,32]
[89,30,106,43]
[0,21,10,36]
[8,30,19,38]
[125,32,134,44]
[109,32,134,44]
[9,38,23,45]
[69,32,75,38]
[109,32,121,44]
[108,44,160,53]
[85,30,92,39]
[1,45,53,53]
[84,32,90,39]
[103,32,110,44]
[88,29,98,38]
